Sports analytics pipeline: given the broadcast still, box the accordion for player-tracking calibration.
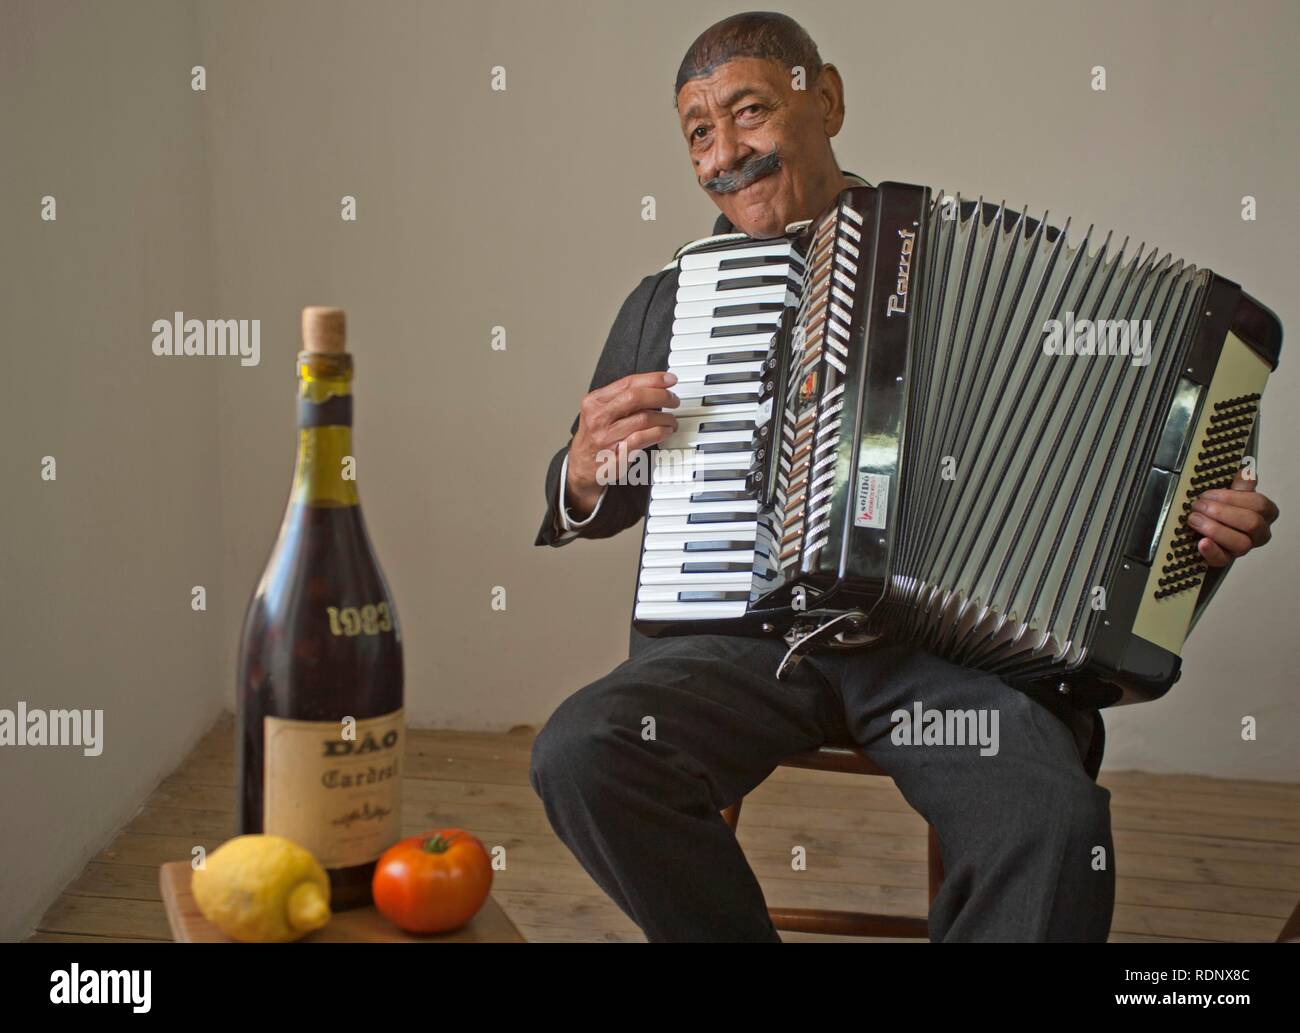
[632,181,1282,707]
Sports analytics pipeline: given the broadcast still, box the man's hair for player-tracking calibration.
[674,11,823,98]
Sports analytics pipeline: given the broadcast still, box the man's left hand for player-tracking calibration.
[1187,469,1280,567]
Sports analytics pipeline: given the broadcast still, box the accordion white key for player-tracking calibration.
[633,182,1282,707]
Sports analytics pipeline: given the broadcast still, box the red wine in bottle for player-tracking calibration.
[236,306,403,910]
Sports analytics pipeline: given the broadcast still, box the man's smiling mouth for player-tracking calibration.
[731,169,781,202]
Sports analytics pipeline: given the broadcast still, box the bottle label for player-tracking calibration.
[262,708,403,869]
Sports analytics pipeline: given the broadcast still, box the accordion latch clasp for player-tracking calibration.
[776,611,875,680]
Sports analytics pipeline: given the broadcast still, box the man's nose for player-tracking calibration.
[705,124,752,185]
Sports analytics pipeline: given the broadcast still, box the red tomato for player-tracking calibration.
[372,829,493,934]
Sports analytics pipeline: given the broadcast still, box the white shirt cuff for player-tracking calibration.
[557,453,608,534]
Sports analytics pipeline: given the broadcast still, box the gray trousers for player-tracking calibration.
[529,635,1115,942]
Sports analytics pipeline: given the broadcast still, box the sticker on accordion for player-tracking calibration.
[854,472,890,530]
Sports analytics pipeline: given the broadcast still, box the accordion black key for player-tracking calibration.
[632,182,1282,707]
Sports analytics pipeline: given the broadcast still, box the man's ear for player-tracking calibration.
[817,64,846,138]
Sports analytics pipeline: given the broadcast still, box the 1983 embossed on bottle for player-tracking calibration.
[236,307,403,910]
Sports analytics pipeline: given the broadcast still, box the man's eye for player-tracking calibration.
[692,126,710,141]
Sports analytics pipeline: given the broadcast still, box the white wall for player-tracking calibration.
[0,0,224,941]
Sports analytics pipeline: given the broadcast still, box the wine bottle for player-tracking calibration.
[236,306,403,911]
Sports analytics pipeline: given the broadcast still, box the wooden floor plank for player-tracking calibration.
[37,896,174,941]
[25,932,171,944]
[1110,903,1280,941]
[1100,770,1300,803]
[64,863,163,902]
[513,924,645,943]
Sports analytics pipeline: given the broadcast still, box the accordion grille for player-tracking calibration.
[882,197,1210,675]
[768,201,868,579]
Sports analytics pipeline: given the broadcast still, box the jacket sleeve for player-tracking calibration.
[534,273,665,547]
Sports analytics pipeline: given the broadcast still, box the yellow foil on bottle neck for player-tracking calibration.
[298,350,353,403]
[298,375,352,404]
[291,426,359,507]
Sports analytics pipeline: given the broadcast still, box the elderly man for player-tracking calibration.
[529,11,1279,942]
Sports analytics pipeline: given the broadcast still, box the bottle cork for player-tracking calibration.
[301,306,347,354]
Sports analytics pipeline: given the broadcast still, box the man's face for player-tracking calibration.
[677,56,844,239]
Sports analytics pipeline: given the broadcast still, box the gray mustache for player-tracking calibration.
[703,148,781,194]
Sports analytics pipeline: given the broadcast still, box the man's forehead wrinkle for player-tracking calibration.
[677,54,788,106]
[679,80,777,124]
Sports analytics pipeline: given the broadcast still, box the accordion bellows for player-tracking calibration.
[633,183,1281,707]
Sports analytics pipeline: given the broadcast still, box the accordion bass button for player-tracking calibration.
[1057,681,1071,696]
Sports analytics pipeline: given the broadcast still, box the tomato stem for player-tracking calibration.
[423,833,455,853]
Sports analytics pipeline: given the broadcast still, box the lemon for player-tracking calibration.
[192,834,331,942]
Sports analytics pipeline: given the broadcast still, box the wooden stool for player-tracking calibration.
[722,742,942,939]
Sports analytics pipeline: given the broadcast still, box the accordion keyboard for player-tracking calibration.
[634,238,803,623]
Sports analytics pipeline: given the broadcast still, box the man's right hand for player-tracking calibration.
[565,371,680,519]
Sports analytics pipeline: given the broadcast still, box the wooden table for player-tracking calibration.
[159,862,524,943]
